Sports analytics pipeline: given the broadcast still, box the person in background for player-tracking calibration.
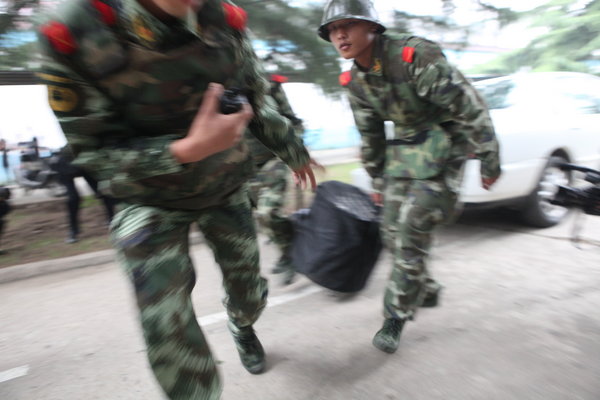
[247,74,308,285]
[37,0,318,399]
[53,146,117,243]
[0,185,10,255]
[0,139,9,183]
[318,0,501,354]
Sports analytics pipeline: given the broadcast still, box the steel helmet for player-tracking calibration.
[318,0,386,42]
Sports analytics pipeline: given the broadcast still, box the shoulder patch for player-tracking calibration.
[40,21,77,55]
[47,85,80,113]
[402,46,415,63]
[339,70,352,86]
[270,74,289,83]
[92,0,117,26]
[222,2,247,31]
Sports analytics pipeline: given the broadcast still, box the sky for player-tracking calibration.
[0,85,65,149]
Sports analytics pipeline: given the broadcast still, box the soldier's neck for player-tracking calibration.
[354,40,375,71]
[355,52,374,71]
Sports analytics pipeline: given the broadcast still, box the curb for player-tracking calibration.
[0,233,203,285]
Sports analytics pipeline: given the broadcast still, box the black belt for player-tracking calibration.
[386,129,429,145]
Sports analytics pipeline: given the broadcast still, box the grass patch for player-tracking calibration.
[81,195,100,208]
[318,162,361,184]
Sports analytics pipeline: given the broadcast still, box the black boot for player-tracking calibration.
[421,289,441,308]
[272,255,296,285]
[65,232,79,244]
[372,318,405,354]
[228,323,265,374]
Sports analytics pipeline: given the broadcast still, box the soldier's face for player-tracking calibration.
[328,19,377,67]
[150,0,205,18]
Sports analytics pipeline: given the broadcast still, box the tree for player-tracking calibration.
[0,0,43,70]
[236,0,341,94]
[0,0,40,35]
[472,0,600,75]
[388,0,521,54]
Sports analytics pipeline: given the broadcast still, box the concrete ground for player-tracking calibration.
[1,207,599,400]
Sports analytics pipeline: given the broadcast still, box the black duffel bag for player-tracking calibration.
[290,180,382,293]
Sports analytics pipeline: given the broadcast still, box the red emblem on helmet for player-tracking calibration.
[402,46,415,63]
[92,0,117,25]
[223,2,247,31]
[270,74,289,83]
[40,21,77,55]
[339,71,352,86]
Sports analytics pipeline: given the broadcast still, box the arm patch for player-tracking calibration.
[38,72,86,116]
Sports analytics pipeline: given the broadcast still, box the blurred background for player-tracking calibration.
[1,0,599,162]
[1,3,599,399]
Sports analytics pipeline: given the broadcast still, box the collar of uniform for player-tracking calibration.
[121,0,204,47]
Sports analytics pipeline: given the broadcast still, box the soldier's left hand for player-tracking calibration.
[481,176,499,190]
[293,158,323,191]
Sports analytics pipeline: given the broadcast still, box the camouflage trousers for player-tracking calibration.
[381,176,458,321]
[248,158,293,256]
[110,185,268,400]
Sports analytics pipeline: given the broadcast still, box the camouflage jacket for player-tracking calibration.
[343,33,501,193]
[36,0,309,210]
[246,75,304,167]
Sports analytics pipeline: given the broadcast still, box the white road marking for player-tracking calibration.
[0,365,29,384]
[198,285,322,326]
[0,287,321,384]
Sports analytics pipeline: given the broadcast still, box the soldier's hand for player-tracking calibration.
[481,176,499,190]
[292,158,322,191]
[170,83,253,163]
[371,192,383,205]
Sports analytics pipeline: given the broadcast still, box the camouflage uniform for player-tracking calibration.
[246,76,304,275]
[339,34,501,321]
[37,0,310,398]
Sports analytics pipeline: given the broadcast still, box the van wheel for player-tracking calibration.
[519,156,571,228]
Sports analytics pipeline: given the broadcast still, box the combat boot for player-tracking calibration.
[421,289,441,308]
[272,255,297,285]
[372,318,405,354]
[65,232,79,244]
[228,323,265,374]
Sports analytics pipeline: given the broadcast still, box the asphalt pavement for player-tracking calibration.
[1,208,599,400]
[2,147,600,400]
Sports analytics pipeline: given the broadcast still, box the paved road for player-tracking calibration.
[1,209,599,400]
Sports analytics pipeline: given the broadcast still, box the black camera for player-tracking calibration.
[219,88,248,115]
[551,164,600,216]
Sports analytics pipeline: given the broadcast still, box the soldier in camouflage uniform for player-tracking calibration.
[247,74,305,286]
[37,0,317,399]
[318,0,501,354]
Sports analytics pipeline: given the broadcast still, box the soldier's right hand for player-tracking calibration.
[170,83,253,163]
[370,192,383,205]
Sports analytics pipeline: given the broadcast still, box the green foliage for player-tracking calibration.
[472,0,600,75]
[236,0,341,95]
[0,0,44,71]
[0,0,40,35]
[0,41,38,70]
